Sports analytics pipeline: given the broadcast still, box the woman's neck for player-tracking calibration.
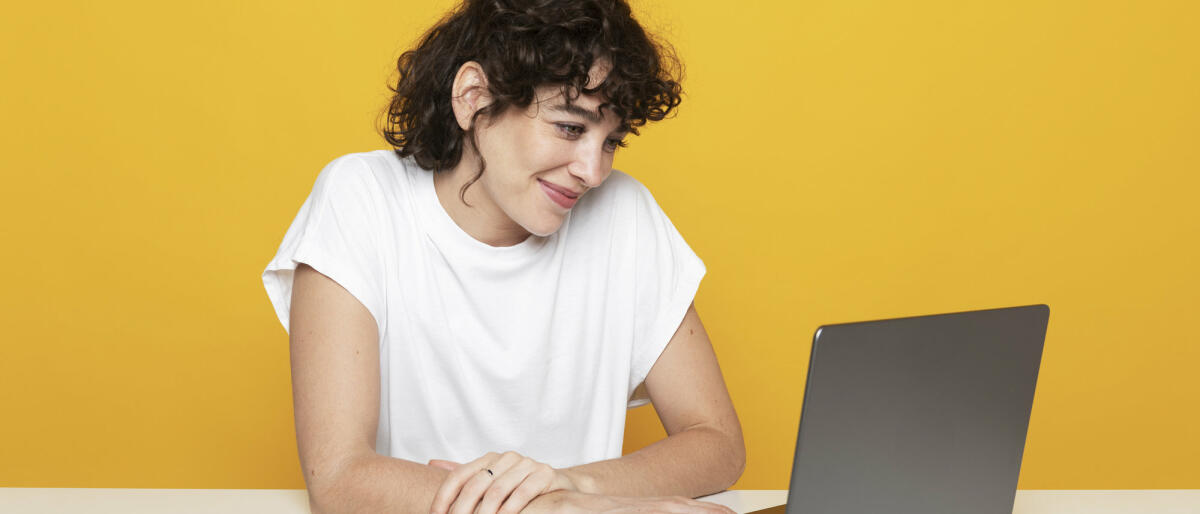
[432,152,530,247]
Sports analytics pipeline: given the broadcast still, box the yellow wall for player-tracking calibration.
[1,0,1196,489]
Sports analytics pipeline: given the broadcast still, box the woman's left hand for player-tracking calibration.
[428,451,581,514]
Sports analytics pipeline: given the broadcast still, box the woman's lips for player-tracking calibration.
[539,179,579,209]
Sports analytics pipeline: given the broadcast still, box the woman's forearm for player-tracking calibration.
[311,424,744,513]
[562,424,746,499]
[309,453,450,514]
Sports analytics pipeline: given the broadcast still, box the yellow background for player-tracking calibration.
[1,0,1196,490]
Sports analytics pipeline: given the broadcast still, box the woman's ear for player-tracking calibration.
[451,61,492,131]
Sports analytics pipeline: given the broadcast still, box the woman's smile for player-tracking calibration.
[538,178,580,210]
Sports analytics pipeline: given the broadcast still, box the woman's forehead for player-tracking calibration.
[533,57,612,102]
[533,84,604,107]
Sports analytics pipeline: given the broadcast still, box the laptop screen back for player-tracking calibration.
[784,304,1049,514]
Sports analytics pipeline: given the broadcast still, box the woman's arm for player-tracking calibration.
[289,263,449,513]
[561,302,747,498]
[291,265,740,512]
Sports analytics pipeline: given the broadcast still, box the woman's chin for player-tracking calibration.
[522,215,566,238]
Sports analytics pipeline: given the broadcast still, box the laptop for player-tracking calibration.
[749,304,1049,514]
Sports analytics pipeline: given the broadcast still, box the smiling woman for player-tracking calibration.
[384,0,680,247]
[430,62,632,242]
[260,1,744,513]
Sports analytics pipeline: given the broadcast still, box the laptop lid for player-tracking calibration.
[765,304,1049,514]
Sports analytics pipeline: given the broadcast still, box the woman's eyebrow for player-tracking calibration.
[548,102,603,124]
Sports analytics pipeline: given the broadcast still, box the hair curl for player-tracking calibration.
[380,0,683,200]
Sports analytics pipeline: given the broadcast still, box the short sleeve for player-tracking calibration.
[261,154,388,339]
[626,179,706,408]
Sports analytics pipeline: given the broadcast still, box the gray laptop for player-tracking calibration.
[751,304,1049,514]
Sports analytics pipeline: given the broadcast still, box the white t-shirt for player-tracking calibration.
[262,149,705,468]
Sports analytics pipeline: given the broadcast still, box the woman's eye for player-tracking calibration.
[555,123,627,152]
[556,123,585,137]
[604,138,628,152]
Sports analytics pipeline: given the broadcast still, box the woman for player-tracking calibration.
[262,1,744,512]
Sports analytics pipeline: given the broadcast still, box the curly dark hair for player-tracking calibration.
[380,0,683,199]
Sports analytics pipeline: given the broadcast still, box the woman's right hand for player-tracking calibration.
[525,489,738,513]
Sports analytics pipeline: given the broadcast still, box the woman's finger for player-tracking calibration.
[430,452,497,514]
[495,463,555,514]
[427,459,460,471]
[682,498,737,513]
[476,457,539,514]
[447,469,498,514]
[447,452,523,514]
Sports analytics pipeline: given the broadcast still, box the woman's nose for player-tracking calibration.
[570,144,609,189]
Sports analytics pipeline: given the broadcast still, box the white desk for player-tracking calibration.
[1,488,1198,513]
[705,490,1200,513]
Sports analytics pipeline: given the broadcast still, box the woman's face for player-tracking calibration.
[469,66,629,238]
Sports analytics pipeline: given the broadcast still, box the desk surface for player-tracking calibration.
[1,488,1198,513]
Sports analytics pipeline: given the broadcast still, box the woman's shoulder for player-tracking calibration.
[307,149,424,205]
[583,168,655,208]
[568,168,670,238]
[317,148,416,186]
